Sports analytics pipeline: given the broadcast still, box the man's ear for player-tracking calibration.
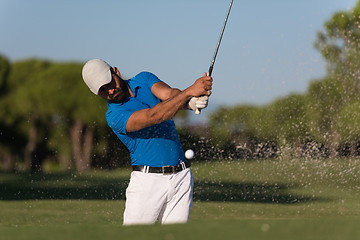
[114,67,121,78]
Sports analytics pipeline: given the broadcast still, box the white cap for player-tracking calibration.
[82,59,112,95]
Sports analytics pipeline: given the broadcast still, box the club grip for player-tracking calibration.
[194,72,211,115]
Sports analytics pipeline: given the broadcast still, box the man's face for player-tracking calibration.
[98,67,129,102]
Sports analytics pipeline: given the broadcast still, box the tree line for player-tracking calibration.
[1,1,360,172]
[0,58,131,172]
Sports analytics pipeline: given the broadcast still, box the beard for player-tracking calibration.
[108,88,125,102]
[108,80,130,103]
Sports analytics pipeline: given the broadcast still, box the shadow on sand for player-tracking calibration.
[0,172,323,204]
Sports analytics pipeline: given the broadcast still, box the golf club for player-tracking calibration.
[195,0,234,114]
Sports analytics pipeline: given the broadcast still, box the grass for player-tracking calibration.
[0,158,360,239]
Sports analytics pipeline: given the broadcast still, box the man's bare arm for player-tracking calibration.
[151,81,188,110]
[125,74,212,132]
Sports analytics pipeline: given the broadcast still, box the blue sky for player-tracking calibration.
[0,0,358,109]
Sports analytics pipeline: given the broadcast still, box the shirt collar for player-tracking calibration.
[126,79,140,97]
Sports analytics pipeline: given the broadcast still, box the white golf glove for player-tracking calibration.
[188,95,209,111]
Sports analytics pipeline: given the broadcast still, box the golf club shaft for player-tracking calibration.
[208,0,233,77]
[195,0,233,114]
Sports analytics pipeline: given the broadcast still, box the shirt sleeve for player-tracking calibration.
[106,107,134,135]
[138,72,162,89]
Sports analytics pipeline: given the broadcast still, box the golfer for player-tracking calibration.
[82,59,212,225]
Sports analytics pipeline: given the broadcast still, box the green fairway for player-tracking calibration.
[0,158,359,239]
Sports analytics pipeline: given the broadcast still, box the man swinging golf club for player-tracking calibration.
[82,59,212,225]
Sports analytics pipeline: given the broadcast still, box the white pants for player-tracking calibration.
[123,168,193,225]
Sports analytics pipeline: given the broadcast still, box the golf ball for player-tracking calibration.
[185,149,194,159]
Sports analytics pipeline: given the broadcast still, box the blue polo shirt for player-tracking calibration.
[105,72,186,167]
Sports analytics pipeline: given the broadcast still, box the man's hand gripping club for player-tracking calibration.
[188,73,212,114]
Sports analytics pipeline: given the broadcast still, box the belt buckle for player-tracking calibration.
[162,165,174,175]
